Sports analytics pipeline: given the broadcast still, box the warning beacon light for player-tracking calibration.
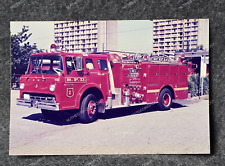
[50,44,58,52]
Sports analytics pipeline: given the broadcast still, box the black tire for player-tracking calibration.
[79,94,98,123]
[158,88,173,110]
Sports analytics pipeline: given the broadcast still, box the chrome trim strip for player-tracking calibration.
[16,98,60,111]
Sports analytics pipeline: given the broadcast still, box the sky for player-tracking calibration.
[117,20,153,53]
[10,21,55,50]
[10,21,153,53]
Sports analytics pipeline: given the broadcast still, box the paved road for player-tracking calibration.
[10,90,210,155]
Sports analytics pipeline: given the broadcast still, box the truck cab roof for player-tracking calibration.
[30,52,110,58]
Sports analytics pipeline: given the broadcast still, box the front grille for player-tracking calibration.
[23,93,56,103]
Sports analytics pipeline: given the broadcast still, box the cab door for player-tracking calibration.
[83,58,99,85]
[97,59,110,96]
[84,58,110,95]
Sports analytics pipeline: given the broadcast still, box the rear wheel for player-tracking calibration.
[79,94,98,123]
[158,88,172,110]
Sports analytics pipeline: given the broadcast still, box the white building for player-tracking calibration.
[153,19,209,56]
[54,21,117,53]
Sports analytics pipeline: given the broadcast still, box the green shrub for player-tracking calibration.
[188,74,209,97]
[203,75,209,95]
[188,74,199,97]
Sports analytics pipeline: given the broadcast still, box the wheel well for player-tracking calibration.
[80,87,104,108]
[160,85,175,99]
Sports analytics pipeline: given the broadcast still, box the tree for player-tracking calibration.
[11,26,36,86]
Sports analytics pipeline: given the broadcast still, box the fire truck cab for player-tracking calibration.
[17,47,188,123]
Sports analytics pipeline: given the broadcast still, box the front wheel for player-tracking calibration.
[158,88,172,110]
[79,94,98,123]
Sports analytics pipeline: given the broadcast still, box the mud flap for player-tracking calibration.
[97,103,105,113]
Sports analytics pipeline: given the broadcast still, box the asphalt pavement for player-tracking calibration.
[9,90,210,155]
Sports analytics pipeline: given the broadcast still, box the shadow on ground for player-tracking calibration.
[23,102,186,126]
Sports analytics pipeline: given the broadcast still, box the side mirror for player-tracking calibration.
[76,56,83,71]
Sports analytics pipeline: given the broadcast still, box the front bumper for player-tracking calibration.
[17,98,60,111]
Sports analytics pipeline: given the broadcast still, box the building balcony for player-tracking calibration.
[165,29,171,33]
[171,34,178,37]
[152,52,157,55]
[69,23,74,27]
[159,26,165,30]
[158,35,165,39]
[91,25,98,29]
[184,23,191,27]
[191,37,198,40]
[153,20,159,24]
[191,28,198,31]
[164,38,171,42]
[79,21,84,25]
[184,28,191,32]
[191,23,198,27]
[191,32,198,36]
[172,20,178,25]
[165,48,170,52]
[92,29,98,34]
[190,45,197,49]
[80,36,85,40]
[85,25,92,30]
[91,39,97,43]
[158,31,165,34]
[171,31,178,34]
[159,22,166,26]
[91,36,97,39]
[153,44,159,48]
[69,32,74,36]
[165,26,172,30]
[85,31,91,34]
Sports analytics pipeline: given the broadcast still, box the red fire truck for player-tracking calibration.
[17,45,188,123]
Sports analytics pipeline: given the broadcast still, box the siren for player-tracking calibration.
[50,44,58,52]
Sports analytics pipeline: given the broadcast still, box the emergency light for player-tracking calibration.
[50,44,58,52]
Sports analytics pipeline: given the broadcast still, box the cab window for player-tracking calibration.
[98,60,107,70]
[65,57,75,74]
[85,59,94,70]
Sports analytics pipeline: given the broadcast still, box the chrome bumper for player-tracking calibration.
[16,98,60,111]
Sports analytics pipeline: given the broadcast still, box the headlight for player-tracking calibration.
[49,84,56,92]
[20,83,25,89]
[23,94,30,100]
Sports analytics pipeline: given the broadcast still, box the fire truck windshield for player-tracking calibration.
[28,55,63,75]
